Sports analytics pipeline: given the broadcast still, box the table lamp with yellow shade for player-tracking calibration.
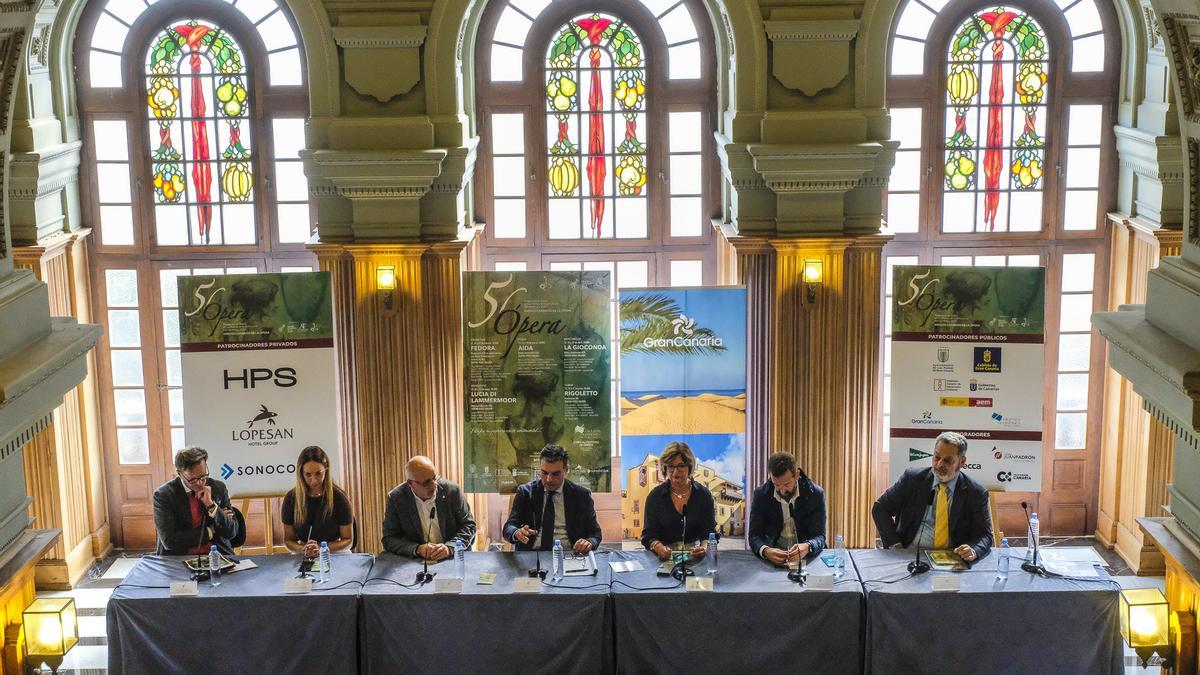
[21,597,78,674]
[1120,587,1173,669]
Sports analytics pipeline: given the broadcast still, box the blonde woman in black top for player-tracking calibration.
[282,446,353,557]
[641,441,717,561]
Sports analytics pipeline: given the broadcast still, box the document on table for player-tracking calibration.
[1039,547,1105,565]
[1043,561,1102,577]
[609,560,644,573]
[231,558,259,573]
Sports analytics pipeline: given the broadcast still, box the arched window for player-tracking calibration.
[475,0,717,287]
[883,0,1117,534]
[77,0,308,547]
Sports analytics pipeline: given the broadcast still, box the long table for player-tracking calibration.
[609,549,864,674]
[106,553,373,674]
[852,548,1124,674]
[360,551,612,674]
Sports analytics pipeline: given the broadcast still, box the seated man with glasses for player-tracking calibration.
[153,446,240,555]
[381,455,477,560]
[641,441,717,561]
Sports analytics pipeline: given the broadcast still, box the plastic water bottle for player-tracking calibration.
[707,532,718,575]
[833,535,846,578]
[208,545,221,587]
[1027,513,1040,562]
[454,539,466,579]
[318,541,331,583]
[552,540,564,581]
[996,537,1010,581]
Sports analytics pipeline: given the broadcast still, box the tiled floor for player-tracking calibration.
[25,539,1166,673]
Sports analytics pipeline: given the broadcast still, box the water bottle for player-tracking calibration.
[1027,513,1040,563]
[208,545,221,587]
[318,541,331,583]
[454,539,466,579]
[833,535,846,578]
[552,540,564,581]
[996,537,1010,581]
[707,532,718,576]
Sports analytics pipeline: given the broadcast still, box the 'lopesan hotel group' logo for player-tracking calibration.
[973,347,1002,373]
[230,403,294,444]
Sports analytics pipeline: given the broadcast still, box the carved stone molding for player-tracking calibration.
[1189,138,1199,246]
[763,19,859,96]
[1114,125,1185,183]
[26,23,47,73]
[8,141,82,201]
[1161,14,1200,123]
[747,143,884,194]
[1146,5,1162,50]
[332,26,427,102]
[0,30,26,137]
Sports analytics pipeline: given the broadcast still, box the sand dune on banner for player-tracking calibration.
[620,395,745,435]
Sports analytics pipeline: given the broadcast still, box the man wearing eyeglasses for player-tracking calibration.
[152,447,240,555]
[381,455,477,559]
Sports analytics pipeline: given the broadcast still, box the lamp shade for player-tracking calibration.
[803,259,824,283]
[22,597,79,658]
[1120,587,1169,649]
[376,266,397,291]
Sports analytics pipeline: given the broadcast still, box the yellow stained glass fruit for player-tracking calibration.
[549,157,579,196]
[1030,160,1043,178]
[559,76,576,97]
[1019,168,1033,187]
[957,156,974,175]
[221,162,253,201]
[950,173,968,190]
[947,66,978,104]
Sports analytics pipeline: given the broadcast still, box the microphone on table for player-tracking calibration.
[1019,501,1046,575]
[907,485,936,575]
[786,501,807,584]
[528,490,548,579]
[671,503,694,581]
[417,506,438,583]
[296,523,314,579]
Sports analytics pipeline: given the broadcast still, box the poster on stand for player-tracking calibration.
[463,271,611,494]
[618,287,747,540]
[178,272,338,495]
[888,265,1045,491]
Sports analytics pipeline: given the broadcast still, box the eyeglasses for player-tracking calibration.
[409,476,438,489]
[664,463,690,472]
[179,471,209,484]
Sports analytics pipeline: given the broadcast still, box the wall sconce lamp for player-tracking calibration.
[1120,587,1176,670]
[803,259,824,303]
[376,265,396,311]
[22,597,78,674]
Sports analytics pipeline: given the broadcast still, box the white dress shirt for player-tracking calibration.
[758,489,800,557]
[548,490,567,544]
[414,492,443,544]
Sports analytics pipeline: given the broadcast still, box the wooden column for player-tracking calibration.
[11,232,108,588]
[720,228,888,548]
[1097,218,1182,574]
[313,231,478,554]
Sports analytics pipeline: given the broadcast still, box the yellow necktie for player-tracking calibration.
[934,482,950,550]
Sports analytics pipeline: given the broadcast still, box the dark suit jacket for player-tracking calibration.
[871,467,993,560]
[381,478,477,557]
[747,473,826,560]
[153,477,239,556]
[640,480,718,550]
[503,479,602,551]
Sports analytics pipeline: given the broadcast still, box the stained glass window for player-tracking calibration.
[545,14,647,239]
[145,20,254,245]
[943,8,1047,232]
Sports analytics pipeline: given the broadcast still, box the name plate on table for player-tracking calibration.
[284,577,314,594]
[805,575,834,591]
[685,576,713,592]
[512,577,542,593]
[931,575,960,593]
[434,578,463,594]
[169,581,198,597]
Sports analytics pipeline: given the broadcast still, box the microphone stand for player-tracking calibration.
[671,505,694,582]
[786,502,807,584]
[296,524,314,579]
[1020,501,1046,575]
[417,506,437,583]
[191,481,211,581]
[528,491,547,579]
[907,486,936,575]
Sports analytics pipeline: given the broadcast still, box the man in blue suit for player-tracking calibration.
[872,431,992,562]
[504,444,603,555]
[748,452,826,566]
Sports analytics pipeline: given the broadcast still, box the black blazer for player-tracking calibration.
[152,477,239,556]
[871,467,993,560]
[747,473,826,560]
[640,480,718,550]
[503,479,602,551]
[381,479,477,557]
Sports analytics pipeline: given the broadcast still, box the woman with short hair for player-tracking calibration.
[640,441,717,561]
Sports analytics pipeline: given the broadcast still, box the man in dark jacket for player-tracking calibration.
[872,431,992,562]
[153,447,239,555]
[381,455,477,559]
[504,444,603,554]
[748,452,826,566]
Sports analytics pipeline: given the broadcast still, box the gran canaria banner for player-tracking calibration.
[178,272,339,495]
[463,271,611,494]
[618,287,747,541]
[888,265,1045,491]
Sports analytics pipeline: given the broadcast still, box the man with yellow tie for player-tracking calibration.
[871,431,993,562]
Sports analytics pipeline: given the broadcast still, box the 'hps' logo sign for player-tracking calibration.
[671,315,696,336]
[221,463,234,480]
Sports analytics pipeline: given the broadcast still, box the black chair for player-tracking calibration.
[229,505,247,549]
[350,517,358,552]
